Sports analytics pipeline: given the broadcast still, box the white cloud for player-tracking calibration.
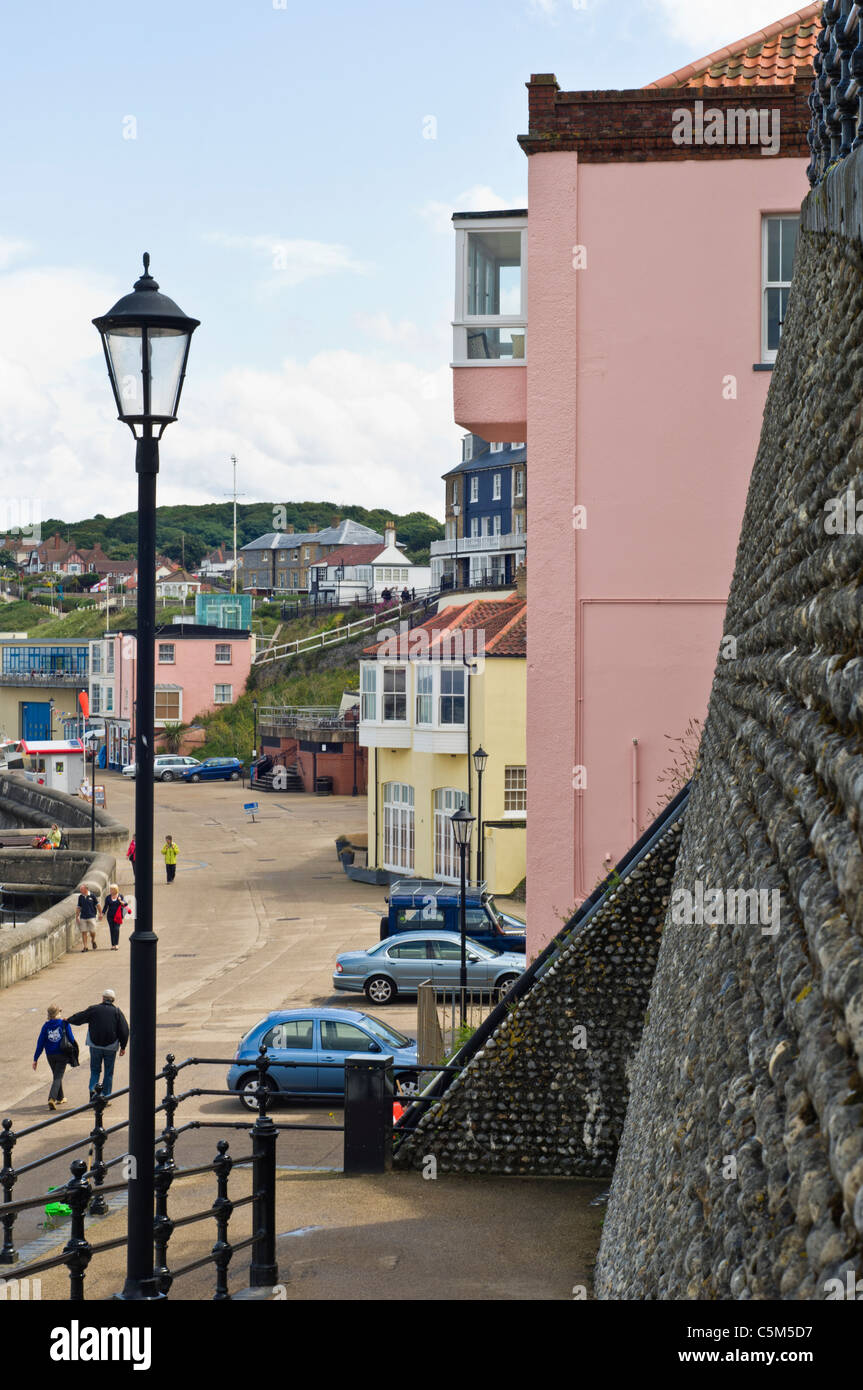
[0,238,33,271]
[205,232,368,290]
[651,1,796,50]
[0,264,454,525]
[420,185,524,236]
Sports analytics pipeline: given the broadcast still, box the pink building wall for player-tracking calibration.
[457,151,808,952]
[118,632,252,731]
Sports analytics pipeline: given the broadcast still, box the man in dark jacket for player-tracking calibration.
[67,989,129,1102]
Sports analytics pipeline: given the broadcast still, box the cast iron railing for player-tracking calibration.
[1,1044,414,1300]
[808,2,863,184]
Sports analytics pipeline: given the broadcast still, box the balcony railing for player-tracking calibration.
[430,533,525,556]
[0,670,88,686]
[808,3,863,186]
[259,705,358,737]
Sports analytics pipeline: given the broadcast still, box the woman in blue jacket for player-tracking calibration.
[33,1006,76,1110]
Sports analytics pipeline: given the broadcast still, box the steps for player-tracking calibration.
[256,763,304,794]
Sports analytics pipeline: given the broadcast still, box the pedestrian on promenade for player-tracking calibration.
[75,883,103,951]
[32,1006,78,1110]
[161,834,178,883]
[48,823,62,849]
[126,835,136,877]
[103,884,129,950]
[67,990,129,1104]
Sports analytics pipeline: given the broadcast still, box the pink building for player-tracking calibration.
[450,8,818,951]
[90,623,253,768]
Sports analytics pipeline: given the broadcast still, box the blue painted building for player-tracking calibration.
[431,435,527,591]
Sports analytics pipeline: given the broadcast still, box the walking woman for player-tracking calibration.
[103,883,129,949]
[33,1006,77,1110]
[126,835,136,878]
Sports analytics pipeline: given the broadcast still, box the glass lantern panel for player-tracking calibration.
[104,327,144,417]
[147,328,189,419]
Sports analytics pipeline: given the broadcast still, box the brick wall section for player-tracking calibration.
[394,816,683,1177]
[518,75,810,161]
[596,152,863,1299]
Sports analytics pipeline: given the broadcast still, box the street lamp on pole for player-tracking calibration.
[452,503,460,592]
[252,698,258,762]
[472,746,488,886]
[93,253,199,1301]
[450,805,475,1028]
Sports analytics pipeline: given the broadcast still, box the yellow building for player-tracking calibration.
[359,598,526,894]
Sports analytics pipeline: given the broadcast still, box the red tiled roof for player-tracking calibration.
[313,544,385,568]
[363,599,526,658]
[646,3,820,89]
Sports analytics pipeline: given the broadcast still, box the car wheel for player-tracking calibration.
[230,771,240,781]
[190,773,201,783]
[365,975,396,1005]
[238,1074,276,1111]
[396,1072,420,1097]
[496,974,519,998]
[161,772,174,782]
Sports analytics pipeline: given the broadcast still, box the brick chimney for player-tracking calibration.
[285,524,294,534]
[330,516,342,528]
[515,563,527,599]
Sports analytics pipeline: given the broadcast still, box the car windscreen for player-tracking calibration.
[361,1017,412,1049]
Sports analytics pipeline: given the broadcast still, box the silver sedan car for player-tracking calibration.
[333,930,525,1005]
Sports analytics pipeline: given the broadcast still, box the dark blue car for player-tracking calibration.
[227,1007,420,1109]
[183,757,243,783]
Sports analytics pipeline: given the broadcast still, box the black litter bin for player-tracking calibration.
[315,775,334,796]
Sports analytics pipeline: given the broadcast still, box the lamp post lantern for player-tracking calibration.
[450,805,475,1027]
[93,254,199,1301]
[472,746,488,885]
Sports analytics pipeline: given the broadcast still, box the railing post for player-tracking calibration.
[249,1045,278,1288]
[63,1158,92,1302]
[87,1088,109,1216]
[153,1145,176,1295]
[0,1118,18,1264]
[211,1139,234,1301]
[344,1054,394,1175]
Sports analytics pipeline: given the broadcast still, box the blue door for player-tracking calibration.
[317,1018,381,1096]
[21,702,51,739]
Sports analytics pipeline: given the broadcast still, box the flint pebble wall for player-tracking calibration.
[395,816,683,1177]
[596,153,863,1299]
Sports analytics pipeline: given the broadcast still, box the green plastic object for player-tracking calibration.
[44,1201,72,1217]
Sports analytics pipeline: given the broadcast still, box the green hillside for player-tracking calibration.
[38,502,443,569]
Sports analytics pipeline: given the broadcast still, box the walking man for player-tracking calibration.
[161,834,179,883]
[67,989,129,1103]
[75,882,103,951]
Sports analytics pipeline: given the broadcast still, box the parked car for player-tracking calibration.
[227,1008,420,1109]
[334,930,526,1006]
[379,878,526,954]
[182,757,243,783]
[122,755,202,782]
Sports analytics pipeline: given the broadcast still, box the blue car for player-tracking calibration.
[226,1008,420,1110]
[183,757,243,783]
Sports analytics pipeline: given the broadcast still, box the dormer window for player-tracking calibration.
[462,435,474,462]
[489,442,503,453]
[453,213,527,365]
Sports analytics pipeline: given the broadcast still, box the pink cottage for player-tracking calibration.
[450,7,819,951]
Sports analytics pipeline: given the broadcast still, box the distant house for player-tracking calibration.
[240,517,384,594]
[432,436,526,593]
[311,524,431,603]
[199,546,236,580]
[156,569,203,602]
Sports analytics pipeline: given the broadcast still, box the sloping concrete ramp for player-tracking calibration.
[395,786,689,1176]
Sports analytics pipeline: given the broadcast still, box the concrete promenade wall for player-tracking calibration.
[596,150,863,1299]
[0,850,116,989]
[0,773,129,853]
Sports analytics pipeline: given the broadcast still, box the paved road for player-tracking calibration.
[1,774,393,1246]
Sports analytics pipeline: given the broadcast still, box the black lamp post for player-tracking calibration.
[452,502,460,592]
[252,698,259,763]
[450,805,475,1027]
[472,745,488,885]
[93,254,199,1301]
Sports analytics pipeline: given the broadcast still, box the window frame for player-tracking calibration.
[453,215,528,367]
[761,214,799,363]
[382,665,407,722]
[504,765,527,816]
[213,684,233,705]
[439,667,466,726]
[214,643,232,664]
[157,643,175,665]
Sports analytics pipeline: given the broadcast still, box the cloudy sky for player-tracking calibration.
[1,0,803,524]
